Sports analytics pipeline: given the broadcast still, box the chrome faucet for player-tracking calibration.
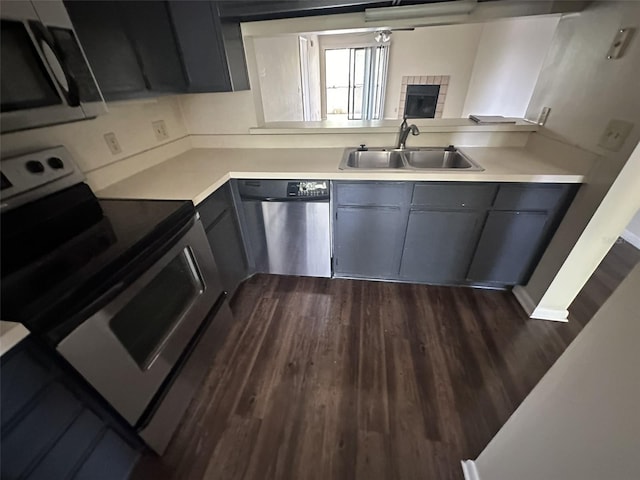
[396,118,419,150]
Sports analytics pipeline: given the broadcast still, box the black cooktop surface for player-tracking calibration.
[1,184,195,342]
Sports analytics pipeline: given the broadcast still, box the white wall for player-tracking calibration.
[516,0,640,317]
[179,90,257,135]
[383,23,483,119]
[462,15,560,117]
[623,209,640,249]
[0,96,189,189]
[253,35,304,122]
[474,261,640,480]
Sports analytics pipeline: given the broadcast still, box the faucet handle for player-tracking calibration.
[358,144,368,151]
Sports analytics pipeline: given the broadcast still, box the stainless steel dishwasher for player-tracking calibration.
[237,179,331,278]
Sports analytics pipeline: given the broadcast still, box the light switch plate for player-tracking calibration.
[152,120,169,141]
[606,28,634,59]
[598,119,634,152]
[104,132,122,155]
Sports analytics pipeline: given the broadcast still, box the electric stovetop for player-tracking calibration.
[1,183,195,343]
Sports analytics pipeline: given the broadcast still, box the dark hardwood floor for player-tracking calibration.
[133,240,640,480]
[569,238,640,326]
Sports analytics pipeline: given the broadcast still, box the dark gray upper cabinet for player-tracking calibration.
[400,209,484,284]
[217,1,393,22]
[63,1,147,99]
[65,1,248,100]
[334,206,405,279]
[168,1,233,92]
[119,1,187,93]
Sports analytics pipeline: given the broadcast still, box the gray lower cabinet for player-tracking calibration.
[1,339,141,480]
[205,209,247,295]
[334,206,405,279]
[467,210,551,285]
[400,209,484,284]
[332,180,577,287]
[198,183,248,296]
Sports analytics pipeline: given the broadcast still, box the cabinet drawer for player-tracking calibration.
[198,185,230,229]
[412,183,496,208]
[335,182,408,206]
[493,184,570,211]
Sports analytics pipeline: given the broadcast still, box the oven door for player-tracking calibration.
[57,219,223,425]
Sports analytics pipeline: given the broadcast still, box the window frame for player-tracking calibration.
[319,35,390,121]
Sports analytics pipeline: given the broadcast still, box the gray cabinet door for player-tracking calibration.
[64,1,147,100]
[119,1,187,93]
[167,1,233,92]
[205,208,247,296]
[467,211,550,285]
[334,206,405,279]
[400,209,483,284]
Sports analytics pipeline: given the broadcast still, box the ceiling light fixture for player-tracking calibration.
[365,0,478,22]
[374,30,392,43]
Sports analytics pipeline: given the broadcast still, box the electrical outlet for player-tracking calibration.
[104,132,122,155]
[152,120,169,141]
[598,119,634,152]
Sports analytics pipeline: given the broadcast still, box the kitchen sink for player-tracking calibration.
[345,150,405,169]
[405,150,482,170]
[339,147,483,171]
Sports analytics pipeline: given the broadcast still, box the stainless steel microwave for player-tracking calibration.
[0,0,107,133]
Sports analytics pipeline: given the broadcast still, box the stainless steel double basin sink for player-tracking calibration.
[339,147,483,171]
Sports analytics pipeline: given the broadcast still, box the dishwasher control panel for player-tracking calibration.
[287,181,329,199]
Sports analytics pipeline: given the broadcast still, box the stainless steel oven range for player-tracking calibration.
[0,146,230,454]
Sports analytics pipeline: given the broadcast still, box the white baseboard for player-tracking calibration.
[461,460,481,480]
[622,229,640,250]
[513,287,569,322]
[512,286,535,315]
[531,306,569,322]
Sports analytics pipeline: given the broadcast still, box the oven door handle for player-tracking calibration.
[140,247,204,372]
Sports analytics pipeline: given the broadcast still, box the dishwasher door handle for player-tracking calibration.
[242,197,330,202]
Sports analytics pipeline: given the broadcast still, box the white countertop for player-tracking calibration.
[3,144,583,355]
[251,118,538,135]
[96,146,585,206]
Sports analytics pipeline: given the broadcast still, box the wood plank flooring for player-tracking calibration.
[133,240,640,480]
[569,238,640,326]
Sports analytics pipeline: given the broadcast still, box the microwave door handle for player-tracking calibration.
[28,21,80,107]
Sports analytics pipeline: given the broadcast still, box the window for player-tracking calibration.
[324,45,389,121]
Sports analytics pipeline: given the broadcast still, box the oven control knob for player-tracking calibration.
[26,160,45,174]
[47,157,64,169]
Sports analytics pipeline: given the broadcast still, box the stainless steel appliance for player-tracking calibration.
[237,179,331,278]
[0,0,106,133]
[1,147,228,454]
